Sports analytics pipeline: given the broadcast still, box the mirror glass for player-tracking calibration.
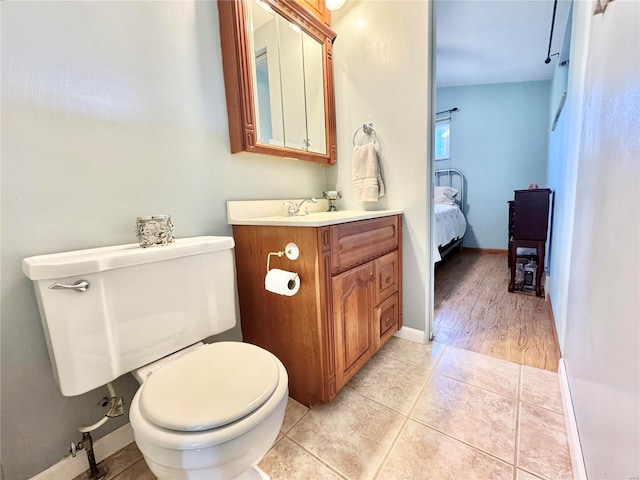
[248,1,327,154]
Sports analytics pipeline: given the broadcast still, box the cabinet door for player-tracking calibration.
[376,293,399,350]
[332,262,375,390]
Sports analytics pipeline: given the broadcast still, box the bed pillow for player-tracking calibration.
[434,186,458,205]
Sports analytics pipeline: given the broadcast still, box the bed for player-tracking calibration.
[433,168,467,263]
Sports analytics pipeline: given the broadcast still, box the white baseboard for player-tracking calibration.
[30,423,134,480]
[545,273,551,301]
[558,359,587,480]
[394,326,427,344]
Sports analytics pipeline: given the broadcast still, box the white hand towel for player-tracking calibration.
[352,143,385,202]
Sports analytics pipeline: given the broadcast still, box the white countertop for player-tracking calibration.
[227,200,402,227]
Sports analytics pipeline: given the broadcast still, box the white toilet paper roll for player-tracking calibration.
[265,269,300,296]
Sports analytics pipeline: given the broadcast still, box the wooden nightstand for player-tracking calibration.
[508,189,552,296]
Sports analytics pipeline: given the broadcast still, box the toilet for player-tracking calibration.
[23,236,288,480]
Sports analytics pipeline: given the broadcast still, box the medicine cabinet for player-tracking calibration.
[218,0,337,165]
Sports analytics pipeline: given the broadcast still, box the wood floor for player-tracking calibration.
[433,251,561,372]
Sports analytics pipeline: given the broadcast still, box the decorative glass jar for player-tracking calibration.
[136,215,174,248]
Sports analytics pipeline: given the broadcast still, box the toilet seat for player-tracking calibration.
[129,342,289,478]
[138,342,280,432]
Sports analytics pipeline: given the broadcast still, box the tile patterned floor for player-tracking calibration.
[83,338,572,480]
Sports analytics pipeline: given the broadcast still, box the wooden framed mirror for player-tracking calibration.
[218,0,337,165]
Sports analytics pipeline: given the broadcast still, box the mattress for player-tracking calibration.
[433,204,467,263]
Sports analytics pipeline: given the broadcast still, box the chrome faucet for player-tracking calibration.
[284,197,318,216]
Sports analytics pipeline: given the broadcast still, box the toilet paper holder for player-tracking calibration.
[266,242,299,273]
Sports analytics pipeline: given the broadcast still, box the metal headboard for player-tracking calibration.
[435,168,465,214]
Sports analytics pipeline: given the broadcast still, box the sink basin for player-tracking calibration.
[285,211,361,221]
[227,201,402,227]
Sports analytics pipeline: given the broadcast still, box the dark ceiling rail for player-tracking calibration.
[436,107,459,116]
[545,0,560,64]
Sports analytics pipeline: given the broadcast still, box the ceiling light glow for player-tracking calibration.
[326,0,346,11]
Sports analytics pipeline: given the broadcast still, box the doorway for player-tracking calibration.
[429,0,570,370]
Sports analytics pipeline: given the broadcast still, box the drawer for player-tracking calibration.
[374,251,399,304]
[330,216,399,274]
[513,189,551,240]
[376,293,399,349]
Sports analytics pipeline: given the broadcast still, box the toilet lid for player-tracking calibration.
[138,342,280,432]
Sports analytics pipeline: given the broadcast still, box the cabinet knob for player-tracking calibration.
[369,272,375,281]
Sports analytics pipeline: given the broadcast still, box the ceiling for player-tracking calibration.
[435,0,572,87]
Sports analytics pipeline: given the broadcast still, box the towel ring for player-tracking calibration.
[352,123,378,146]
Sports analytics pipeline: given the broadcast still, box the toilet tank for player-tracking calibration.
[23,236,238,396]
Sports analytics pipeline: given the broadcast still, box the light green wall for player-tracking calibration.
[436,81,551,249]
[328,0,431,332]
[0,3,325,478]
[546,0,640,477]
[1,1,435,477]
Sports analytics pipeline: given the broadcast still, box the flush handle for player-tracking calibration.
[48,280,90,293]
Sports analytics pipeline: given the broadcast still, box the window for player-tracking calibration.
[435,117,450,161]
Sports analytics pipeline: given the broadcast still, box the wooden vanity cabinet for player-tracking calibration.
[232,214,402,406]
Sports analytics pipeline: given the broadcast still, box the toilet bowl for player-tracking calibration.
[22,236,289,479]
[129,342,289,480]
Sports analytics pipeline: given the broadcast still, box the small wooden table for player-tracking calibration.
[507,189,551,297]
